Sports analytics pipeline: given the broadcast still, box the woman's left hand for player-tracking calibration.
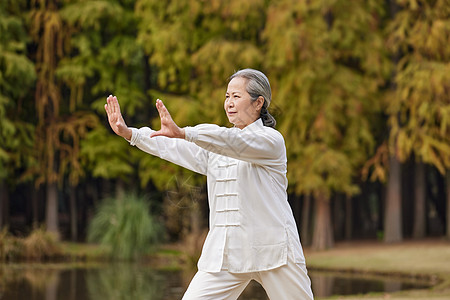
[150,99,185,139]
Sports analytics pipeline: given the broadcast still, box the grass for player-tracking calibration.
[59,242,185,270]
[61,242,110,261]
[304,239,450,299]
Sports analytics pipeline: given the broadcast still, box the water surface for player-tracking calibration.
[0,263,431,299]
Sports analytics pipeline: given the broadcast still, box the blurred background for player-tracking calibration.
[0,0,449,262]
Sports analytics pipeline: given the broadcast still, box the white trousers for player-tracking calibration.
[182,261,314,300]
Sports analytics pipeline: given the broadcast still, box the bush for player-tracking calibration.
[0,228,22,261]
[87,193,164,260]
[23,227,62,260]
[0,227,62,261]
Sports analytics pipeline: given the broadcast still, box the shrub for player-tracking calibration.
[0,227,62,261]
[87,193,164,260]
[23,227,62,260]
[0,228,23,261]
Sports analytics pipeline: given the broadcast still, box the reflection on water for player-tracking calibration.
[0,264,431,300]
[309,270,432,298]
[0,264,188,300]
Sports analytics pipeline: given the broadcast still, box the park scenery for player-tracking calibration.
[0,0,449,299]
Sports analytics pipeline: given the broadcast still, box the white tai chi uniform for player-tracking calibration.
[128,118,313,300]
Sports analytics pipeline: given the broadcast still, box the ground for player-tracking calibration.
[304,239,450,299]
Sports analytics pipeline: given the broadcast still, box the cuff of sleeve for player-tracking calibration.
[184,126,198,143]
[128,128,139,146]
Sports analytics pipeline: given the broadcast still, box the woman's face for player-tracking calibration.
[224,77,261,129]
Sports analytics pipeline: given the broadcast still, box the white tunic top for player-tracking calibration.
[129,118,305,273]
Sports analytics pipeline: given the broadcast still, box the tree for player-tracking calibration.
[63,0,146,189]
[27,0,98,236]
[60,0,149,238]
[136,0,267,241]
[263,0,389,249]
[382,0,450,241]
[0,0,36,229]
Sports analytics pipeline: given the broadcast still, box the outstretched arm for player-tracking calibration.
[104,95,132,140]
[105,96,208,175]
[150,99,185,139]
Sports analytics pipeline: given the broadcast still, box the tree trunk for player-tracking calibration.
[0,179,6,229]
[0,180,9,230]
[32,186,39,229]
[0,183,2,229]
[446,171,450,240]
[412,162,426,238]
[312,193,334,250]
[69,185,78,241]
[301,194,311,246]
[46,181,59,237]
[290,194,301,234]
[384,155,403,243]
[345,195,352,240]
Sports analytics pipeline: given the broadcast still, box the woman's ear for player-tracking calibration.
[255,96,265,111]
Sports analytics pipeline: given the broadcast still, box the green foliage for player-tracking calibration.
[81,126,135,180]
[136,0,266,107]
[60,0,148,187]
[135,0,267,191]
[60,0,146,115]
[88,193,164,260]
[385,0,450,174]
[263,0,389,196]
[0,0,36,181]
[0,0,35,98]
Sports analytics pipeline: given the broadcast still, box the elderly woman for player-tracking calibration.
[105,69,313,299]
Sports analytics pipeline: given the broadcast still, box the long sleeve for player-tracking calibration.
[184,119,285,166]
[129,127,208,175]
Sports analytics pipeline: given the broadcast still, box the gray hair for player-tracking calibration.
[229,69,276,128]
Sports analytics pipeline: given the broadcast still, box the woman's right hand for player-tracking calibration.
[104,95,132,140]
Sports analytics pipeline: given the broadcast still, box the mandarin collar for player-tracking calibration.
[235,118,263,132]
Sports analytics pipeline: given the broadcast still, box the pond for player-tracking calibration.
[0,263,432,299]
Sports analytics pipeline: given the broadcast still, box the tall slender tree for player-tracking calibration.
[60,0,147,238]
[0,0,36,229]
[62,0,147,190]
[263,0,390,249]
[27,0,98,236]
[383,0,450,241]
